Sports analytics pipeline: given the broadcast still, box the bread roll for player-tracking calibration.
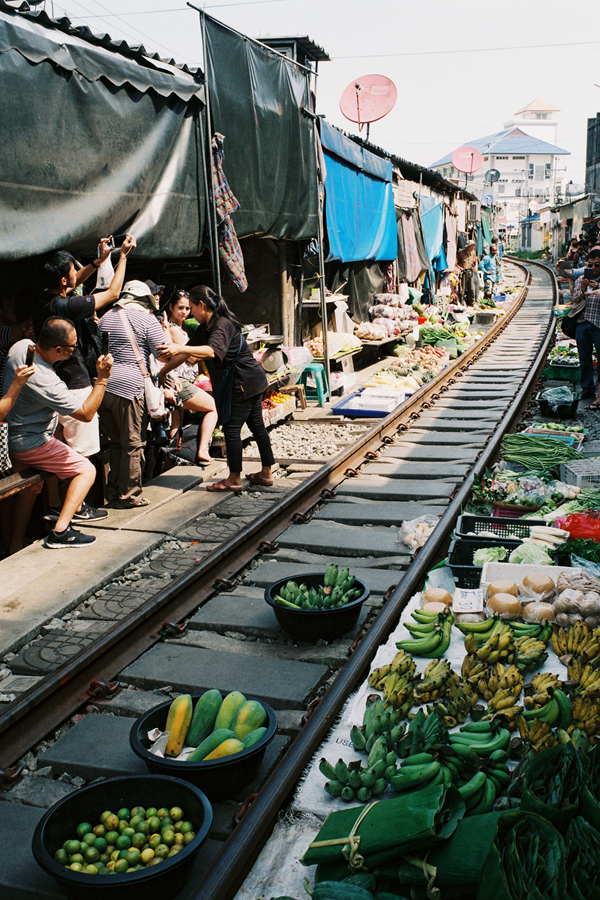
[421,601,448,614]
[487,580,518,600]
[522,602,555,623]
[487,592,523,618]
[522,574,555,596]
[421,588,453,608]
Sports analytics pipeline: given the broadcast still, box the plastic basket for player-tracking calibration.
[559,458,600,488]
[455,514,548,540]
[536,391,580,419]
[542,364,581,382]
[446,537,520,589]
[581,440,600,458]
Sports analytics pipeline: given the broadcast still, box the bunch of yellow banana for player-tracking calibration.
[575,665,600,700]
[514,635,548,672]
[524,672,560,710]
[517,715,559,752]
[481,664,524,728]
[490,663,524,695]
[568,656,584,683]
[414,659,454,703]
[380,670,415,715]
[574,630,600,664]
[568,695,600,742]
[368,649,416,690]
[461,654,489,684]
[551,622,592,659]
[466,623,514,665]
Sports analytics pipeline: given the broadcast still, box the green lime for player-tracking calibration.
[174,833,184,846]
[99,852,111,865]
[84,847,100,864]
[148,834,162,850]
[104,814,119,831]
[85,864,99,875]
[76,822,93,839]
[106,861,116,873]
[126,867,136,872]
[148,857,163,866]
[179,821,194,834]
[69,863,83,872]
[93,837,107,852]
[69,854,84,866]
[118,850,129,860]
[124,849,141,866]
[141,848,155,864]
[100,810,113,824]
[133,864,144,870]
[160,816,173,829]
[63,840,81,855]
[155,843,169,859]
[132,833,146,849]
[115,835,131,850]
[114,859,129,874]
[168,846,182,858]
[129,816,144,831]
[117,808,130,821]
[131,806,145,819]
[136,820,150,836]
[147,816,161,834]
[105,830,119,845]
[161,829,175,847]
[145,807,157,818]
[110,849,120,862]
[54,849,69,865]
[169,806,183,822]
[93,824,106,838]
[122,827,135,839]
[118,820,129,833]
[157,808,169,820]
[183,832,195,845]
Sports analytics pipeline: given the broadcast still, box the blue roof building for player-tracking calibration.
[430,128,569,168]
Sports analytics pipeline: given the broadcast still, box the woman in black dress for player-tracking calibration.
[159,285,275,494]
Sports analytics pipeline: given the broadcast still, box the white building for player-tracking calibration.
[430,100,569,240]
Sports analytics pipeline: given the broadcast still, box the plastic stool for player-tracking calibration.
[300,363,329,407]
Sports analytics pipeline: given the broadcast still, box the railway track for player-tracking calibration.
[0,259,557,900]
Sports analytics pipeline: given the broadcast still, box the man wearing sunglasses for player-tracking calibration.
[3,318,113,549]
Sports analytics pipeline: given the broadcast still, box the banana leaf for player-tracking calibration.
[374,812,502,889]
[565,816,600,900]
[477,810,566,900]
[521,743,586,833]
[301,784,465,870]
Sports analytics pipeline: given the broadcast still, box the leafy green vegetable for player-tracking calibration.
[508,542,554,566]
[556,538,600,566]
[473,546,508,565]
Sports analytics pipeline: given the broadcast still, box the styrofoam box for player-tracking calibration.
[481,561,573,590]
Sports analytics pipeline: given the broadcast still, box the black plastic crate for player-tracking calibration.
[536,391,580,419]
[446,537,521,588]
[455,514,548,541]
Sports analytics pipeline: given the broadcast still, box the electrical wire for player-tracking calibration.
[69,0,288,16]
[336,39,600,59]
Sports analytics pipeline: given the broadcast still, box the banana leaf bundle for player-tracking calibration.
[521,743,586,832]
[565,816,600,900]
[373,812,502,892]
[301,784,464,871]
[477,810,566,900]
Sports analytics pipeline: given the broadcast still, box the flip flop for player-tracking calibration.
[206,480,242,494]
[586,401,600,410]
[247,472,274,487]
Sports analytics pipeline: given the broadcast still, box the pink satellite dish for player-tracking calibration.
[451,146,483,174]
[340,74,397,131]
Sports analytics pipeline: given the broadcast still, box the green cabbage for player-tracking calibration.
[473,546,508,565]
[508,542,554,566]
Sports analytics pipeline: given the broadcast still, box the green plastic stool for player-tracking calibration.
[300,362,329,406]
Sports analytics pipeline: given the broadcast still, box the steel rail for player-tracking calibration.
[179,260,558,900]
[0,262,535,767]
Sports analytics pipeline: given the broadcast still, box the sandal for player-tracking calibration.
[586,401,600,410]
[206,480,243,494]
[116,498,151,509]
[247,472,274,487]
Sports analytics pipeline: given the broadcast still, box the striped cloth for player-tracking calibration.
[98,308,166,401]
[402,214,421,283]
[212,132,248,293]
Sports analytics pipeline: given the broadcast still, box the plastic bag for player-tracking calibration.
[555,512,600,540]
[508,542,554,566]
[400,514,440,552]
[283,346,313,386]
[540,386,574,411]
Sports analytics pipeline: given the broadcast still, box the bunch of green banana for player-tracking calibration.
[511,621,553,644]
[574,665,600,701]
[517,716,559,752]
[350,696,406,755]
[381,673,415,717]
[427,679,478,728]
[521,688,572,730]
[388,753,450,794]
[457,766,507,817]
[396,609,454,659]
[397,708,447,759]
[274,566,362,611]
[514,635,548,672]
[466,621,514,665]
[319,749,392,804]
[455,616,499,636]
[413,659,453,703]
[448,720,511,759]
[569,695,600,742]
[368,649,416,690]
[524,672,561,710]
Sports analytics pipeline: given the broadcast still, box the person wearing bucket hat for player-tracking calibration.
[145,279,165,308]
[97,281,167,507]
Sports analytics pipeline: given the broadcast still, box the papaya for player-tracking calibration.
[164,694,193,758]
[186,689,222,747]
[214,691,246,731]
[186,728,234,762]
[242,726,267,749]
[203,738,245,760]
[232,700,267,741]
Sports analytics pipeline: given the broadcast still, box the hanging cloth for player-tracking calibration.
[402,213,422,282]
[444,208,458,270]
[211,133,248,292]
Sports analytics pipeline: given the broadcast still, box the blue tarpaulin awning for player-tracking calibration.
[320,120,397,263]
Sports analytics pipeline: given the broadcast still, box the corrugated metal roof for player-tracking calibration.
[431,127,570,168]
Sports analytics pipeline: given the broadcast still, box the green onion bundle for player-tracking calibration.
[501,434,584,471]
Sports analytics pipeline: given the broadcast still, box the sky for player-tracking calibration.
[46,0,600,188]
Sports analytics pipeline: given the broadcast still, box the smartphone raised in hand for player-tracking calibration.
[25,345,35,366]
[101,332,110,356]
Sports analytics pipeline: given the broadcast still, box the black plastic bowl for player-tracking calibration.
[264,572,370,641]
[129,695,277,801]
[32,774,212,900]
